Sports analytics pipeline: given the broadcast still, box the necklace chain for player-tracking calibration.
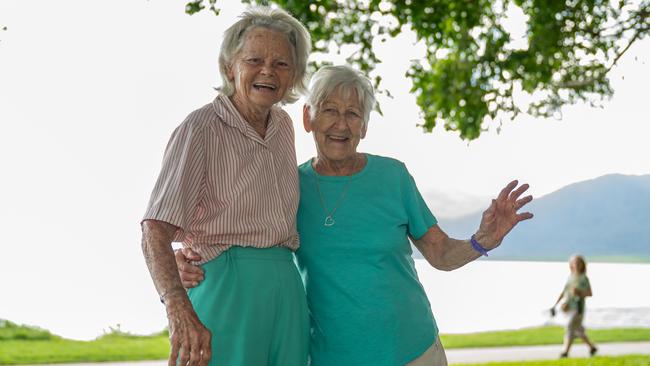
[314,156,360,227]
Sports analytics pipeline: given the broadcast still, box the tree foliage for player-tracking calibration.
[185,0,649,139]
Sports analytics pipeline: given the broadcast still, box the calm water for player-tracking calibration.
[6,260,648,340]
[414,260,650,333]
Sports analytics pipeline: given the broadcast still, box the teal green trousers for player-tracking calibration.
[187,246,309,366]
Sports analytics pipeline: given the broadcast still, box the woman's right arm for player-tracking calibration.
[141,220,211,366]
[553,291,565,307]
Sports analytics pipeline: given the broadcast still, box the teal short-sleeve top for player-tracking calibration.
[564,273,592,314]
[296,154,439,366]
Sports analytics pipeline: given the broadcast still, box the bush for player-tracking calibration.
[0,319,56,341]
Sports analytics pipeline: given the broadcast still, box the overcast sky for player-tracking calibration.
[0,1,648,339]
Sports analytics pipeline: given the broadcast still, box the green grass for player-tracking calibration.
[0,335,169,365]
[0,320,169,365]
[456,355,650,366]
[440,326,650,349]
[2,320,650,365]
[0,319,56,341]
[587,256,650,263]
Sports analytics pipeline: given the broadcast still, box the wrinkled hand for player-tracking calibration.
[175,248,205,289]
[476,180,533,249]
[165,296,211,366]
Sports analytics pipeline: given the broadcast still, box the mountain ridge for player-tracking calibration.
[416,174,650,262]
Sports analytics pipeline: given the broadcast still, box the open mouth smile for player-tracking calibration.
[253,82,277,91]
[327,135,350,143]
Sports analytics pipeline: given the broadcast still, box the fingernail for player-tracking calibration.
[192,282,198,287]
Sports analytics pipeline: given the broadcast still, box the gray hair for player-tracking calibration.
[218,6,311,104]
[306,65,376,125]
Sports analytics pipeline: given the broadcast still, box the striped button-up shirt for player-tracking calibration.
[142,94,299,264]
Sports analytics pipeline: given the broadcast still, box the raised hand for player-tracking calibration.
[476,180,533,250]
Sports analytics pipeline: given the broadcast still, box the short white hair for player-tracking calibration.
[218,6,311,104]
[306,65,376,125]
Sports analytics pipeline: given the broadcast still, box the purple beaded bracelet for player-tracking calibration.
[470,234,489,257]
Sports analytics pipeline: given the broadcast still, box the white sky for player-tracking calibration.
[0,1,648,339]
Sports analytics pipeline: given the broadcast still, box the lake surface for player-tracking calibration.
[414,260,650,333]
[4,260,648,340]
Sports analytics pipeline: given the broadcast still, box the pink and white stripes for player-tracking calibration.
[142,94,299,264]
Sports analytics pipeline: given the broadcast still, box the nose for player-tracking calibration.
[260,61,275,76]
[330,111,348,129]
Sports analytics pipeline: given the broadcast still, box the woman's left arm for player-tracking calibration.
[414,180,533,271]
[413,225,480,271]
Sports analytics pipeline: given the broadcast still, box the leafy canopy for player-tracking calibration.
[185,0,649,139]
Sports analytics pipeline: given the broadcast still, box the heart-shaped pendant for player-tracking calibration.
[324,216,335,227]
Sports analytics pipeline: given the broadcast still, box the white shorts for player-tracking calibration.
[406,337,448,366]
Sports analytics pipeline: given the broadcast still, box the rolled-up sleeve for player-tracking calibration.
[142,117,207,242]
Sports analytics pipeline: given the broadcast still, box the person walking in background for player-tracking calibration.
[552,255,598,358]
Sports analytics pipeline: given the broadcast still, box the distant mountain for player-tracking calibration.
[418,174,650,262]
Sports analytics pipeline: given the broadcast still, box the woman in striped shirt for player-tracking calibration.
[141,7,312,366]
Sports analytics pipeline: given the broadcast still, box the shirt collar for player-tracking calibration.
[212,94,279,145]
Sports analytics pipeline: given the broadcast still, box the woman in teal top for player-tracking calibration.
[297,155,439,365]
[178,65,534,365]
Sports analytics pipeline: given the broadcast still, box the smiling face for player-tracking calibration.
[227,27,295,112]
[303,86,367,167]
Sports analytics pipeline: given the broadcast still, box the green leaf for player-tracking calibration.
[178,0,650,140]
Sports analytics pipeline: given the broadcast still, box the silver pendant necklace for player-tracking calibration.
[314,157,359,227]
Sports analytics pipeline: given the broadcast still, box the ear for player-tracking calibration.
[360,122,368,139]
[226,62,235,81]
[302,104,313,133]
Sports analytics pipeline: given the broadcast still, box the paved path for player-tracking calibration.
[20,341,650,365]
[445,341,650,364]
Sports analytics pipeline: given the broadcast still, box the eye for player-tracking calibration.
[246,58,261,64]
[277,61,290,68]
[346,110,362,119]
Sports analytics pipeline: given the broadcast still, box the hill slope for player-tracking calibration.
[427,174,650,262]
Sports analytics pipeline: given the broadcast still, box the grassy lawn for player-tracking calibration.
[441,326,650,349]
[2,320,649,365]
[0,320,169,365]
[456,355,650,366]
[0,336,169,365]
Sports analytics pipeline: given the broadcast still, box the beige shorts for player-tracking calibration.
[406,337,448,366]
[566,312,586,340]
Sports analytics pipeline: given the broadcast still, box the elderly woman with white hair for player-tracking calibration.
[178,65,534,365]
[140,7,311,366]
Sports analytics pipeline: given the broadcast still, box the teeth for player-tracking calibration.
[253,83,276,90]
